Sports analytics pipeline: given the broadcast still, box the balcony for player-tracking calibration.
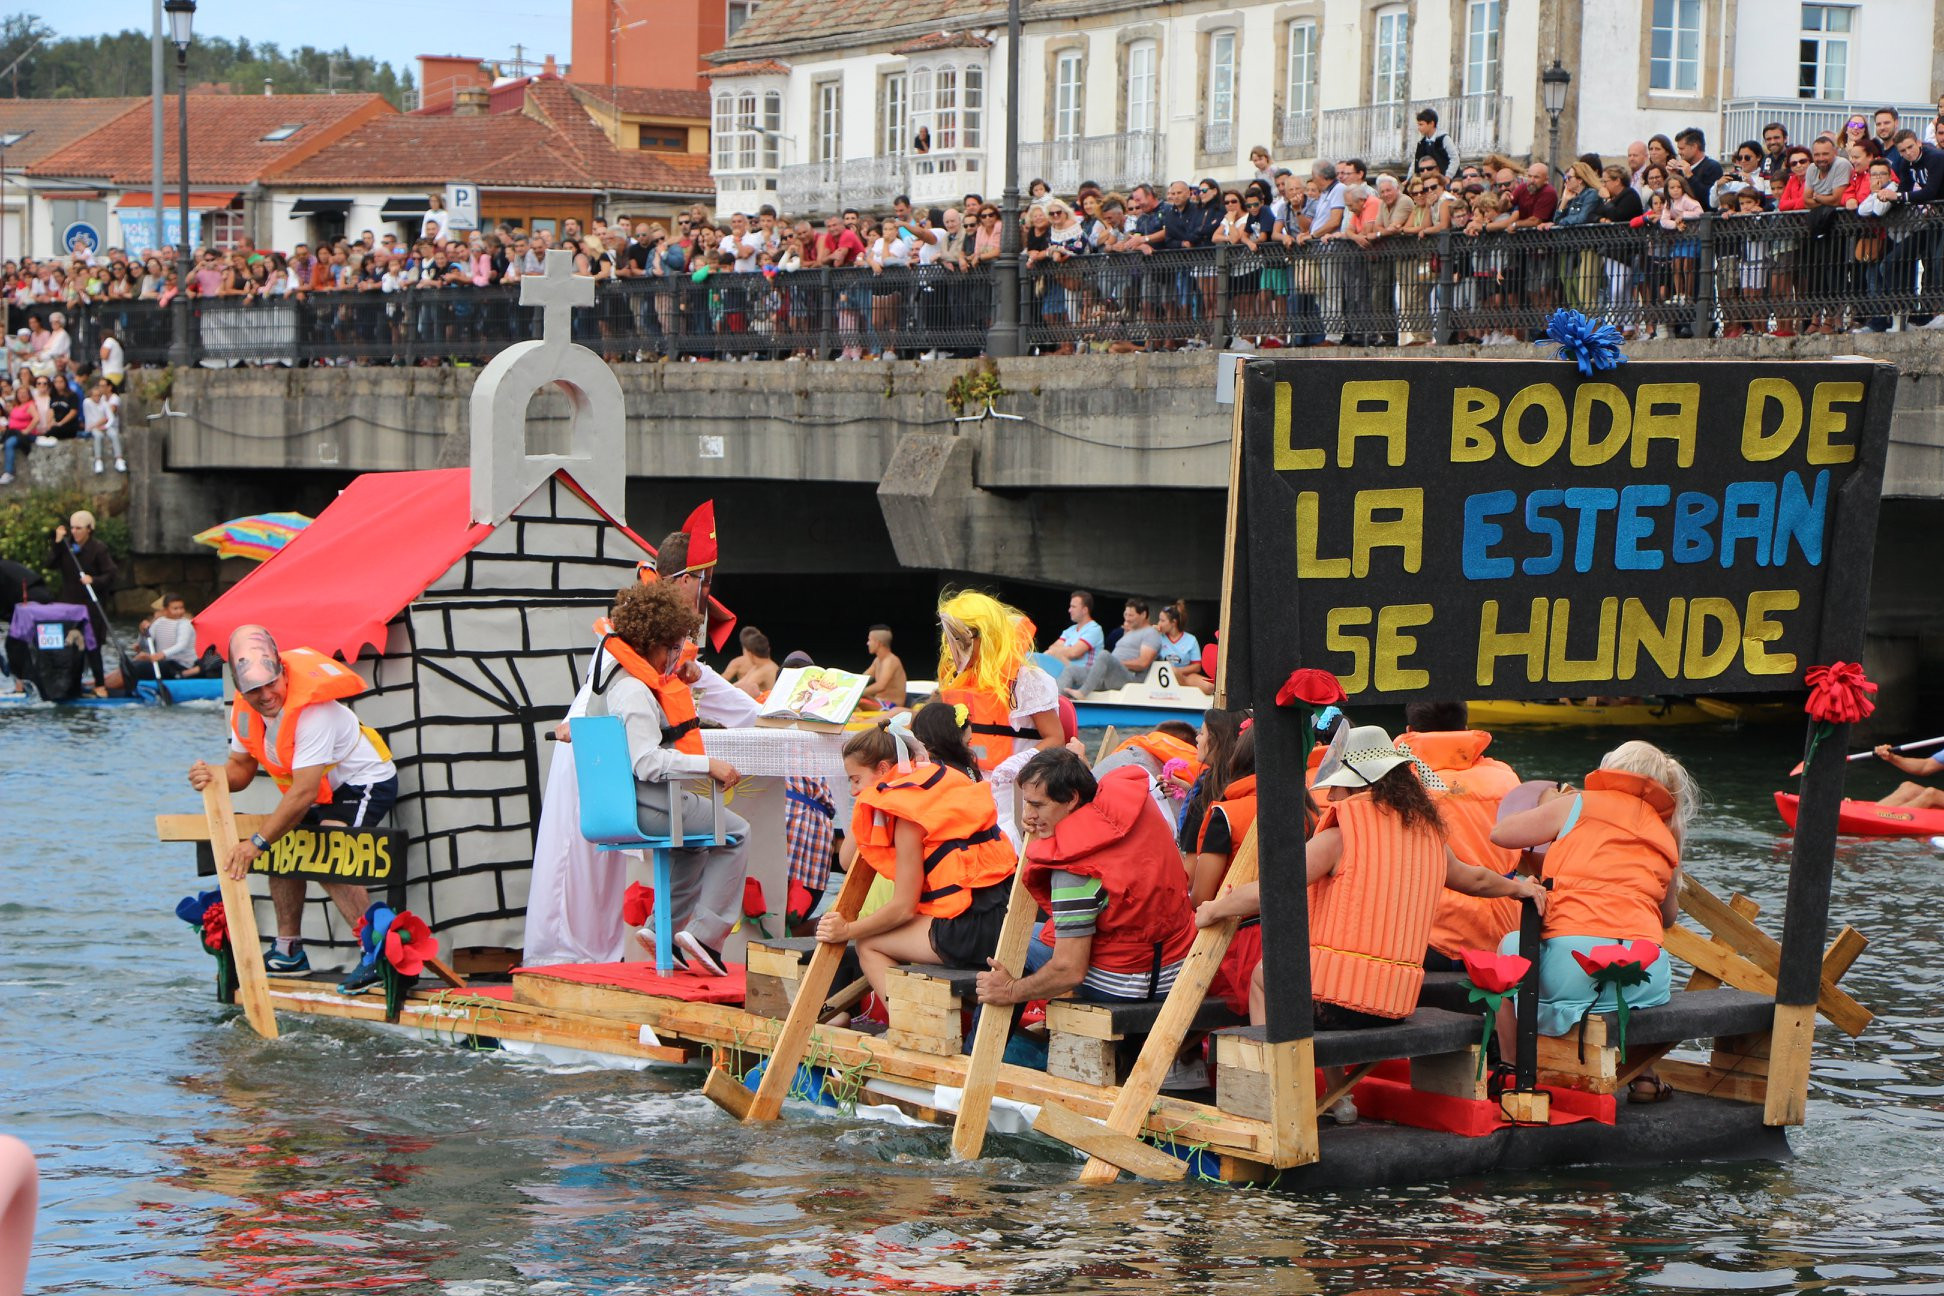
[775,153,986,216]
[1019,131,1163,194]
[1318,93,1511,170]
[908,149,985,208]
[1278,109,1317,157]
[1723,98,1935,151]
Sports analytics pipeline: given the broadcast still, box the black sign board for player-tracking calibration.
[197,825,407,908]
[1233,357,1895,703]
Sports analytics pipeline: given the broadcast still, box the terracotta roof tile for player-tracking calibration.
[24,94,391,184]
[704,59,791,78]
[718,1,998,56]
[0,98,147,167]
[891,31,994,54]
[570,84,709,119]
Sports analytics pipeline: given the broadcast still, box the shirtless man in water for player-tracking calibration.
[722,626,779,699]
[861,624,906,709]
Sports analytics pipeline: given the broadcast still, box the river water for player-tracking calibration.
[5,702,1944,1295]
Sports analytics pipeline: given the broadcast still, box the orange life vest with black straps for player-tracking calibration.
[1196,773,1258,855]
[229,648,374,806]
[1402,730,1524,961]
[850,761,1016,919]
[592,617,704,756]
[1114,731,1205,788]
[938,679,1040,772]
[1309,794,1447,1019]
[1541,768,1678,944]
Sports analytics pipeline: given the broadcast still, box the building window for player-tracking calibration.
[1649,0,1702,94]
[1372,6,1408,104]
[638,128,685,151]
[1205,28,1236,154]
[963,65,984,147]
[712,92,735,171]
[726,0,757,38]
[883,72,908,156]
[934,66,960,150]
[762,90,781,168]
[1464,0,1501,97]
[1799,4,1852,100]
[816,80,842,163]
[735,91,759,170]
[1054,51,1084,142]
[1284,20,1316,148]
[1127,40,1157,134]
[205,208,244,251]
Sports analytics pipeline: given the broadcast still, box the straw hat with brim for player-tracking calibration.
[1313,724,1447,793]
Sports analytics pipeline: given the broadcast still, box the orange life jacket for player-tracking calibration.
[592,617,704,756]
[229,648,371,806]
[1403,730,1524,960]
[1196,773,1258,854]
[1115,731,1205,787]
[1541,768,1678,944]
[938,678,1039,772]
[1309,795,1447,1019]
[850,762,1015,920]
[1024,766,1197,978]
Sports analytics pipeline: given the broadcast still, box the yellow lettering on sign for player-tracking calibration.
[1570,384,1631,466]
[1546,596,1619,682]
[1743,589,1800,675]
[374,835,393,880]
[1375,604,1433,691]
[1632,382,1697,468]
[1352,488,1424,577]
[1617,597,1686,682]
[1295,492,1351,578]
[1274,380,1325,470]
[1503,384,1567,468]
[1325,606,1373,693]
[1683,598,1741,678]
[1337,380,1408,467]
[1476,598,1548,687]
[1741,378,1803,463]
[1807,381,1863,465]
[1451,387,1499,462]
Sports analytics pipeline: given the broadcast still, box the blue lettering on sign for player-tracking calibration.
[1461,490,1517,579]
[1672,492,1719,564]
[1773,469,1829,566]
[1720,480,1778,568]
[1615,484,1672,570]
[1562,487,1620,573]
[1522,489,1565,576]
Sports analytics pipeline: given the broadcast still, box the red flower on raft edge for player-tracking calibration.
[1276,668,1346,709]
[1460,948,1531,995]
[622,882,655,928]
[742,877,767,920]
[383,911,438,978]
[1570,940,1661,981]
[787,880,816,927]
[201,902,229,954]
[1804,661,1877,725]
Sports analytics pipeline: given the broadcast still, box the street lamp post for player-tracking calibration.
[1541,60,1571,183]
[164,0,196,368]
[985,0,1022,357]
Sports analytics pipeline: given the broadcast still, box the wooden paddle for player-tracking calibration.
[1788,734,1944,777]
[950,837,1036,1160]
[738,861,876,1122]
[1092,725,1119,764]
[202,779,279,1040]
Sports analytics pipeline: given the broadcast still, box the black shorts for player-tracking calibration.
[1313,999,1396,1031]
[928,879,1011,967]
[303,775,398,828]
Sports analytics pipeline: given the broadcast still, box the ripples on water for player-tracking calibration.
[5,706,1944,1294]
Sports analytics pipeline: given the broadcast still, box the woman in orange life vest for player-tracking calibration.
[584,579,752,977]
[816,713,1019,1003]
[1489,740,1694,1095]
[1397,699,1528,973]
[1195,726,1547,1030]
[1176,707,1246,856]
[934,591,1063,774]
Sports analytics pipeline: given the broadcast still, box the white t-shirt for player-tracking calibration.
[229,698,396,789]
[1010,663,1058,732]
[731,232,764,274]
[99,336,124,380]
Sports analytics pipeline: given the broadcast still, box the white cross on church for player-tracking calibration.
[521,247,595,345]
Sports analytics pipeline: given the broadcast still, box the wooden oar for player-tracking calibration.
[737,861,876,1122]
[950,838,1036,1160]
[1093,725,1118,764]
[1788,734,1944,777]
[202,779,279,1040]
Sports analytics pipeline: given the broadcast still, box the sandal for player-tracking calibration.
[1628,1073,1675,1104]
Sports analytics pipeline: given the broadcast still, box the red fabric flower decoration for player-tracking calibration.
[622,882,655,928]
[1570,940,1660,979]
[1276,668,1346,709]
[742,877,767,920]
[786,880,816,926]
[382,911,438,978]
[1804,661,1877,725]
[201,902,229,954]
[1459,948,1531,995]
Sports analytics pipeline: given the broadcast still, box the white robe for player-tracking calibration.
[520,655,755,966]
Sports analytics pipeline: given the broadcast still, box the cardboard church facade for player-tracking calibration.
[196,252,667,959]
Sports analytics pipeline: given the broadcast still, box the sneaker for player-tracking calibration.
[115,458,126,472]
[1327,1096,1359,1126]
[336,957,384,996]
[674,930,727,977]
[0,473,12,485]
[1922,315,1944,329]
[264,945,311,975]
[1160,1055,1212,1091]
[35,436,56,447]
[93,460,103,474]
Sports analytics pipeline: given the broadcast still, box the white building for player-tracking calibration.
[705,0,1941,217]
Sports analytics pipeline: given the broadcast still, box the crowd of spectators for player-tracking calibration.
[7,103,1944,371]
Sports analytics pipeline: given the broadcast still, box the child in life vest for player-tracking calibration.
[817,714,1019,1002]
[1095,720,1203,829]
[1489,740,1694,1098]
[584,579,751,977]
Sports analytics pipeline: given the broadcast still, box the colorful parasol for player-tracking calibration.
[191,512,313,563]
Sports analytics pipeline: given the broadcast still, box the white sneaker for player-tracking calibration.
[35,436,56,447]
[1923,315,1944,329]
[92,460,103,474]
[114,458,126,472]
[1160,1055,1211,1091]
[674,930,727,977]
[1327,1096,1359,1126]
[0,472,12,485]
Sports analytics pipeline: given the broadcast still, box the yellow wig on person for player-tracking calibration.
[935,590,1035,699]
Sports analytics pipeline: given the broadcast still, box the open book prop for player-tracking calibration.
[755,666,872,730]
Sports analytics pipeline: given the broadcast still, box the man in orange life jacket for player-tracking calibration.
[186,625,399,975]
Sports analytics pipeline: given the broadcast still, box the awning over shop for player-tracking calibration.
[115,191,237,209]
[288,197,353,216]
[378,195,432,222]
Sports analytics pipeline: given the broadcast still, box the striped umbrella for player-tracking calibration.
[191,512,313,563]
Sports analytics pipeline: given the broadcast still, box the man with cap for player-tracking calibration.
[651,513,758,729]
[186,625,399,976]
[47,510,118,696]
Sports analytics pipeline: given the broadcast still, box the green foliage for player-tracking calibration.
[943,363,1010,416]
[0,14,414,109]
[0,486,131,588]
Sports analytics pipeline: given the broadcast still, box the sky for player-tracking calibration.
[14,0,577,82]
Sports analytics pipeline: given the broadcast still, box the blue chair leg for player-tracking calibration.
[652,846,675,978]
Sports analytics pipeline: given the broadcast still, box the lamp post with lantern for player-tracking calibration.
[1542,60,1572,183]
[164,0,196,367]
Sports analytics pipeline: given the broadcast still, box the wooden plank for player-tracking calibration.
[1763,1000,1817,1126]
[1821,926,1867,983]
[1686,893,1761,992]
[1680,877,1871,1037]
[1501,1090,1550,1123]
[886,1000,963,1039]
[1614,1042,1677,1091]
[747,945,811,979]
[748,863,876,1122]
[886,1028,960,1057]
[1410,1049,1488,1102]
[743,975,798,1020]
[1078,824,1263,1184]
[950,848,1037,1161]
[1318,1061,1380,1113]
[425,956,468,990]
[1211,356,1247,712]
[202,780,278,1040]
[1093,725,1119,765]
[268,987,694,1062]
[156,811,269,841]
[885,969,970,1010]
[703,1066,754,1119]
[1032,1100,1188,1183]
[1048,1033,1120,1087]
[1214,1064,1273,1121]
[1536,1033,1618,1093]
[1263,1037,1319,1168]
[1664,924,1778,997]
[1661,1057,1769,1105]
[825,977,870,1015]
[1044,1001,1126,1042]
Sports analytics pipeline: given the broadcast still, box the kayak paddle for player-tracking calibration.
[1790,734,1944,777]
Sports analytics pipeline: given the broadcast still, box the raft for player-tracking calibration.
[1774,791,1944,839]
[0,677,224,707]
[1027,652,1213,730]
[1468,698,1794,728]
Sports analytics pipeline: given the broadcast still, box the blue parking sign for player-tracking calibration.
[63,222,100,258]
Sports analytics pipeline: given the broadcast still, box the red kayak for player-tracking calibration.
[1773,791,1944,838]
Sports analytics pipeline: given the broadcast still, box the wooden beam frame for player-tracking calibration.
[952,846,1036,1160]
[198,781,278,1040]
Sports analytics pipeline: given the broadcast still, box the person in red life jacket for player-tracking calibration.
[1397,699,1527,972]
[816,714,1018,1009]
[585,579,750,976]
[934,590,1063,774]
[185,625,399,976]
[1490,740,1694,1101]
[1095,719,1204,829]
[977,748,1200,1008]
[1195,726,1545,1118]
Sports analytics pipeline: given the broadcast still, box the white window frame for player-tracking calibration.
[1054,50,1085,142]
[712,91,736,171]
[1285,21,1316,118]
[1649,0,1703,95]
[963,64,984,147]
[1372,6,1408,105]
[1206,27,1237,152]
[761,90,781,169]
[1127,40,1158,135]
[816,79,842,164]
[883,71,908,156]
[1464,0,1501,98]
[1798,4,1853,101]
[726,0,757,38]
[934,65,960,151]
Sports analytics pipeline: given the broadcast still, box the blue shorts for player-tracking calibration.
[304,774,398,829]
[1497,931,1672,1037]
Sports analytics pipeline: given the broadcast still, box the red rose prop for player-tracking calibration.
[1569,940,1661,1060]
[1804,661,1877,725]
[382,911,438,978]
[1276,668,1346,709]
[201,902,230,954]
[622,882,655,928]
[786,880,816,927]
[742,877,767,919]
[1459,948,1531,996]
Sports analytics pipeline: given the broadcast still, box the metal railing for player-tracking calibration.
[27,207,1944,368]
[777,154,969,217]
[1321,94,1513,169]
[1279,109,1318,156]
[1020,131,1164,196]
[1722,98,1936,152]
[1320,102,1412,167]
[1202,121,1236,159]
